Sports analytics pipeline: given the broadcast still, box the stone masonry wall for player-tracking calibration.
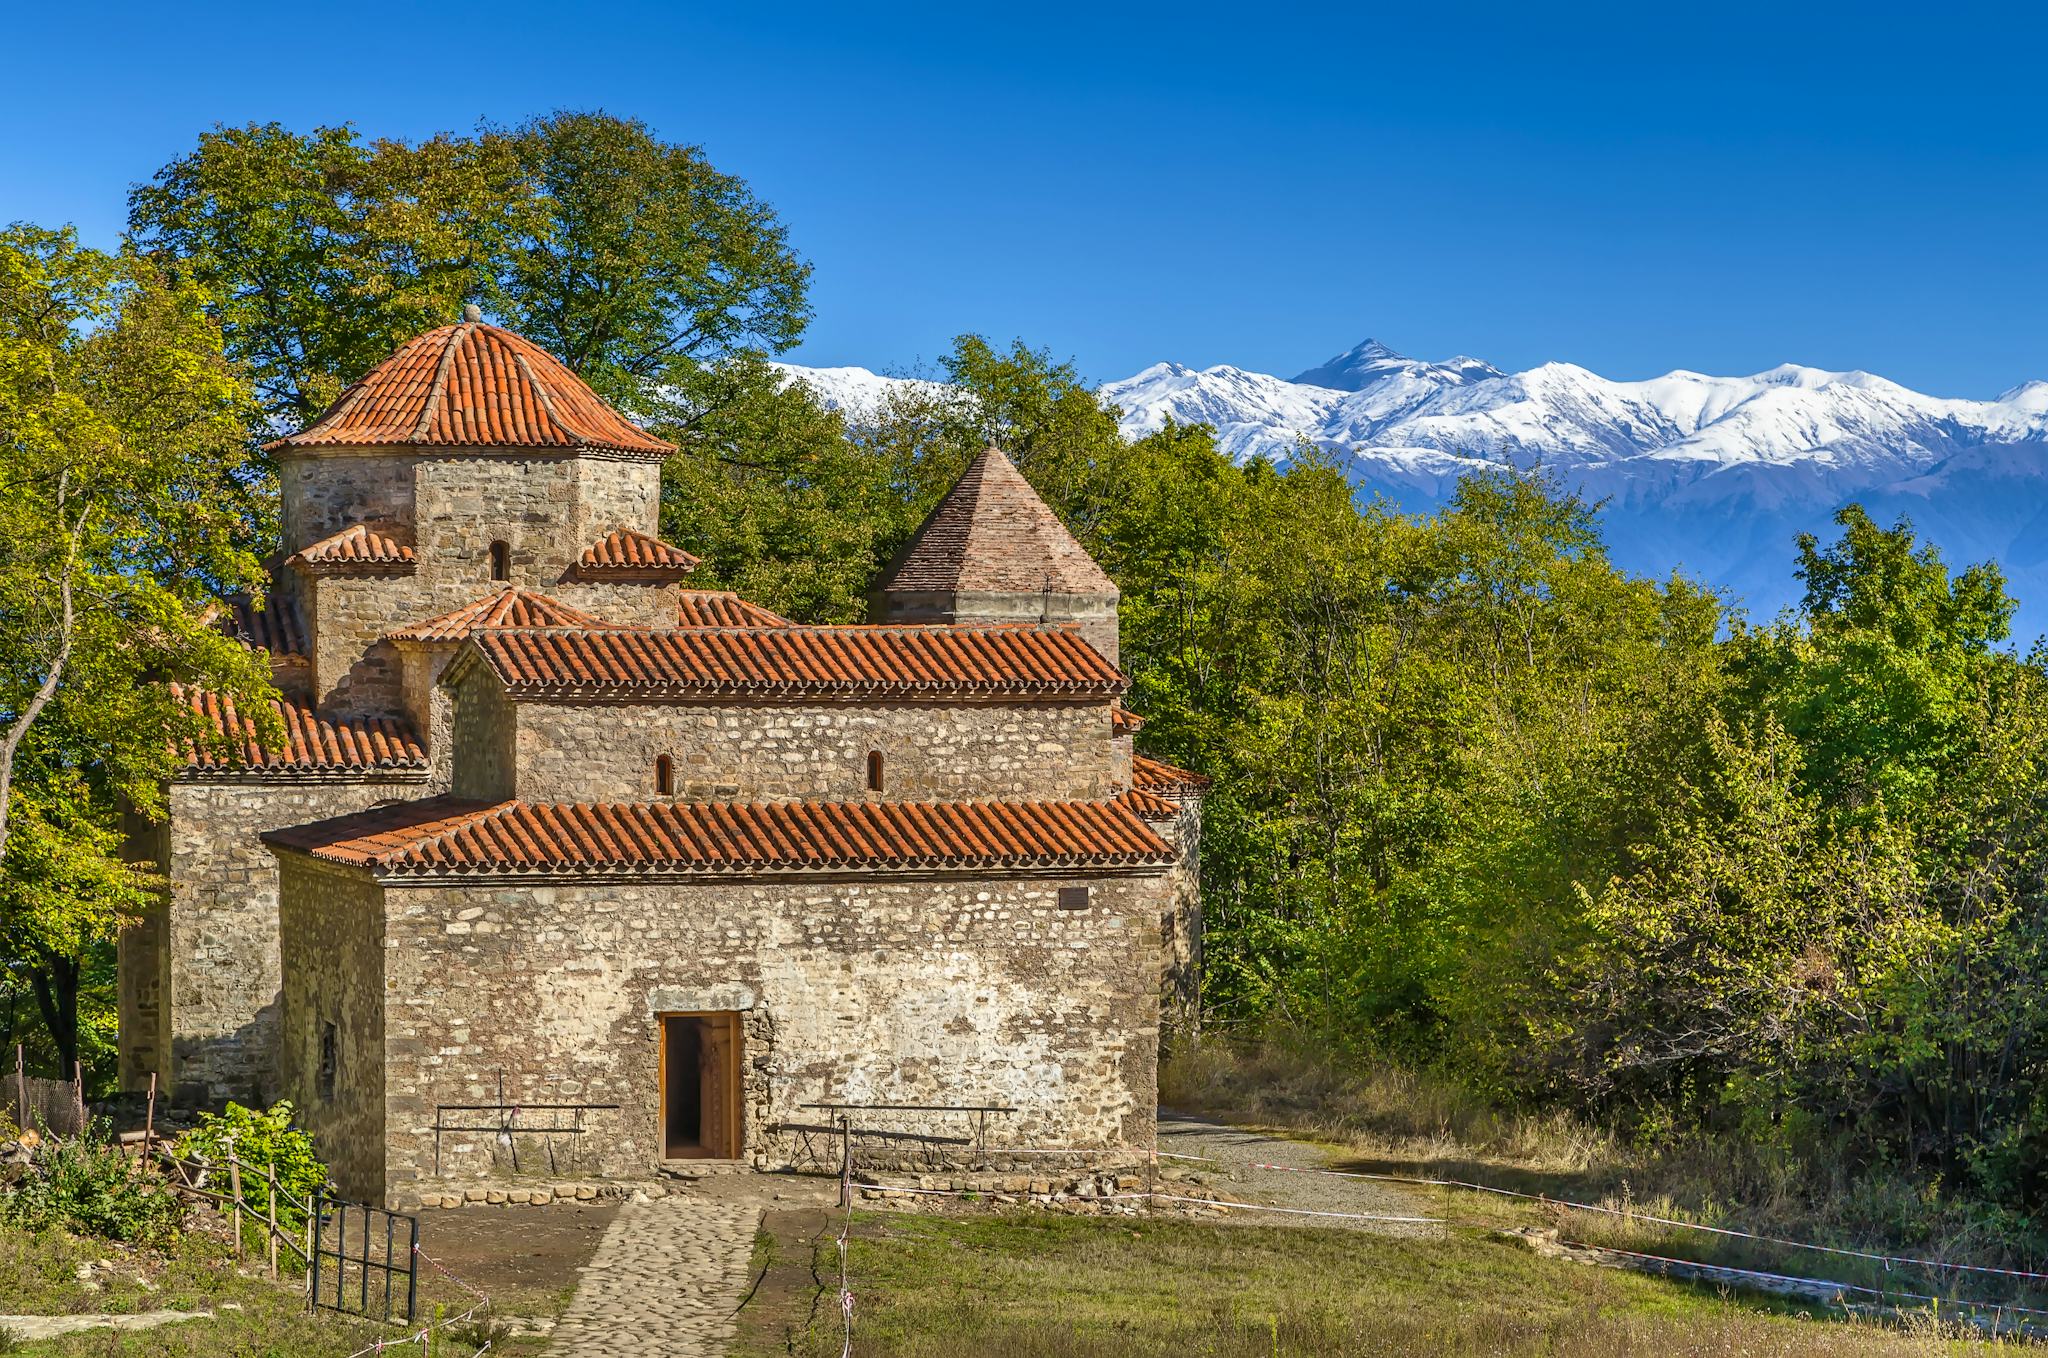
[413,454,660,595]
[449,672,517,802]
[498,696,1119,805]
[335,869,1167,1205]
[1155,799,1204,1035]
[116,807,171,1090]
[877,589,1121,666]
[276,857,388,1202]
[279,453,416,557]
[120,776,427,1103]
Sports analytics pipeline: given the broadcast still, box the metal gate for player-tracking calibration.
[309,1191,420,1323]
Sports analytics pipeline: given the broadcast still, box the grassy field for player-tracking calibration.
[0,1221,545,1356]
[733,1208,2034,1357]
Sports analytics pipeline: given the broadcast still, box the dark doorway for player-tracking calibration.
[659,1013,742,1159]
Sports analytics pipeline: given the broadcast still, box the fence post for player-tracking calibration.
[11,1045,24,1135]
[838,1115,852,1209]
[228,1152,245,1259]
[307,1192,322,1311]
[266,1165,280,1280]
[142,1073,157,1163]
[406,1215,420,1324]
[72,1061,85,1135]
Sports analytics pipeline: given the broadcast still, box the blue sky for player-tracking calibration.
[5,2,2044,394]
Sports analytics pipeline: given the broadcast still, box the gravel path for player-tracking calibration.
[1156,1110,1441,1237]
[547,1195,763,1357]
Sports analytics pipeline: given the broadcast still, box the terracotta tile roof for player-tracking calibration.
[1131,754,1211,797]
[264,795,1174,878]
[878,446,1116,598]
[576,529,700,577]
[173,684,427,775]
[387,587,619,643]
[266,319,674,458]
[1110,703,1145,736]
[459,624,1126,699]
[221,593,308,661]
[286,524,417,572]
[675,591,794,628]
[1116,788,1182,822]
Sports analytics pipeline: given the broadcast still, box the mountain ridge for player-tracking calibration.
[773,341,2048,634]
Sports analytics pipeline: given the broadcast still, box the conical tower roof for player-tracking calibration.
[878,447,1115,597]
[267,316,674,458]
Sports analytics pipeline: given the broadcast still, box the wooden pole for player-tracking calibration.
[11,1045,25,1135]
[228,1151,245,1260]
[266,1164,279,1280]
[73,1060,85,1136]
[142,1073,157,1163]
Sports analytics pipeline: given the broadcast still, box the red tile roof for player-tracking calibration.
[879,446,1116,597]
[675,591,794,628]
[173,685,427,775]
[267,320,674,458]
[457,624,1126,699]
[286,524,417,572]
[1131,754,1211,797]
[221,593,308,661]
[1110,703,1145,736]
[576,529,700,577]
[387,588,618,643]
[1116,788,1181,822]
[264,795,1173,878]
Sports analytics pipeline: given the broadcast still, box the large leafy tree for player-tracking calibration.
[128,113,810,429]
[0,224,273,1073]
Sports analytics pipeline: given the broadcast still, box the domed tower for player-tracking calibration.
[871,446,1121,663]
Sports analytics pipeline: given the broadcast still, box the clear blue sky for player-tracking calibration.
[5,2,2044,395]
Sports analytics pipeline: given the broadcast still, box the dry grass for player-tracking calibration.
[734,1209,2032,1357]
[1160,1036,2048,1314]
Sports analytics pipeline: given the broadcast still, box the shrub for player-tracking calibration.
[177,1101,328,1232]
[0,1122,184,1246]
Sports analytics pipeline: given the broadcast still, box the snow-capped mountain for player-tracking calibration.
[775,343,2048,635]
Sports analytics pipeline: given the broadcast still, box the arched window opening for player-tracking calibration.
[655,754,675,796]
[866,751,885,793]
[489,540,511,581]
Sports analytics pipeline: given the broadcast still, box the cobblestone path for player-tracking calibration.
[548,1194,765,1356]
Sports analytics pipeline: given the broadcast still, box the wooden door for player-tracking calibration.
[698,1015,740,1158]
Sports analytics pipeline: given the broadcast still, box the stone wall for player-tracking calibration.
[412,454,661,595]
[276,857,388,1202]
[116,807,171,1091]
[117,775,429,1104]
[1154,799,1204,1034]
[495,695,1120,804]
[875,588,1122,666]
[307,573,412,717]
[279,453,416,557]
[311,868,1167,1205]
[449,672,517,801]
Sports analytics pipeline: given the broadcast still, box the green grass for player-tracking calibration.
[0,1222,548,1357]
[734,1209,2035,1357]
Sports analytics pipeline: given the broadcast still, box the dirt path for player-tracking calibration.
[1156,1109,1440,1236]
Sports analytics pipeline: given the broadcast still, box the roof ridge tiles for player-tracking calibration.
[263,795,1172,877]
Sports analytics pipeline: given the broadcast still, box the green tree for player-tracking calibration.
[0,224,273,1072]
[128,113,810,427]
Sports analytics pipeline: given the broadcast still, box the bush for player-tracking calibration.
[177,1101,328,1232]
[0,1122,184,1246]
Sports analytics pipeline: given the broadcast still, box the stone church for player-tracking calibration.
[118,312,1204,1205]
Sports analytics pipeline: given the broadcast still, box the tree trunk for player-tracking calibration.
[26,949,80,1081]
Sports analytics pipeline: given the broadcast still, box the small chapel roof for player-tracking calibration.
[217,591,308,662]
[877,446,1117,598]
[386,586,618,644]
[286,524,417,572]
[263,794,1173,878]
[173,684,427,776]
[675,590,793,628]
[267,317,675,458]
[1131,754,1212,798]
[575,529,701,578]
[448,623,1126,700]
